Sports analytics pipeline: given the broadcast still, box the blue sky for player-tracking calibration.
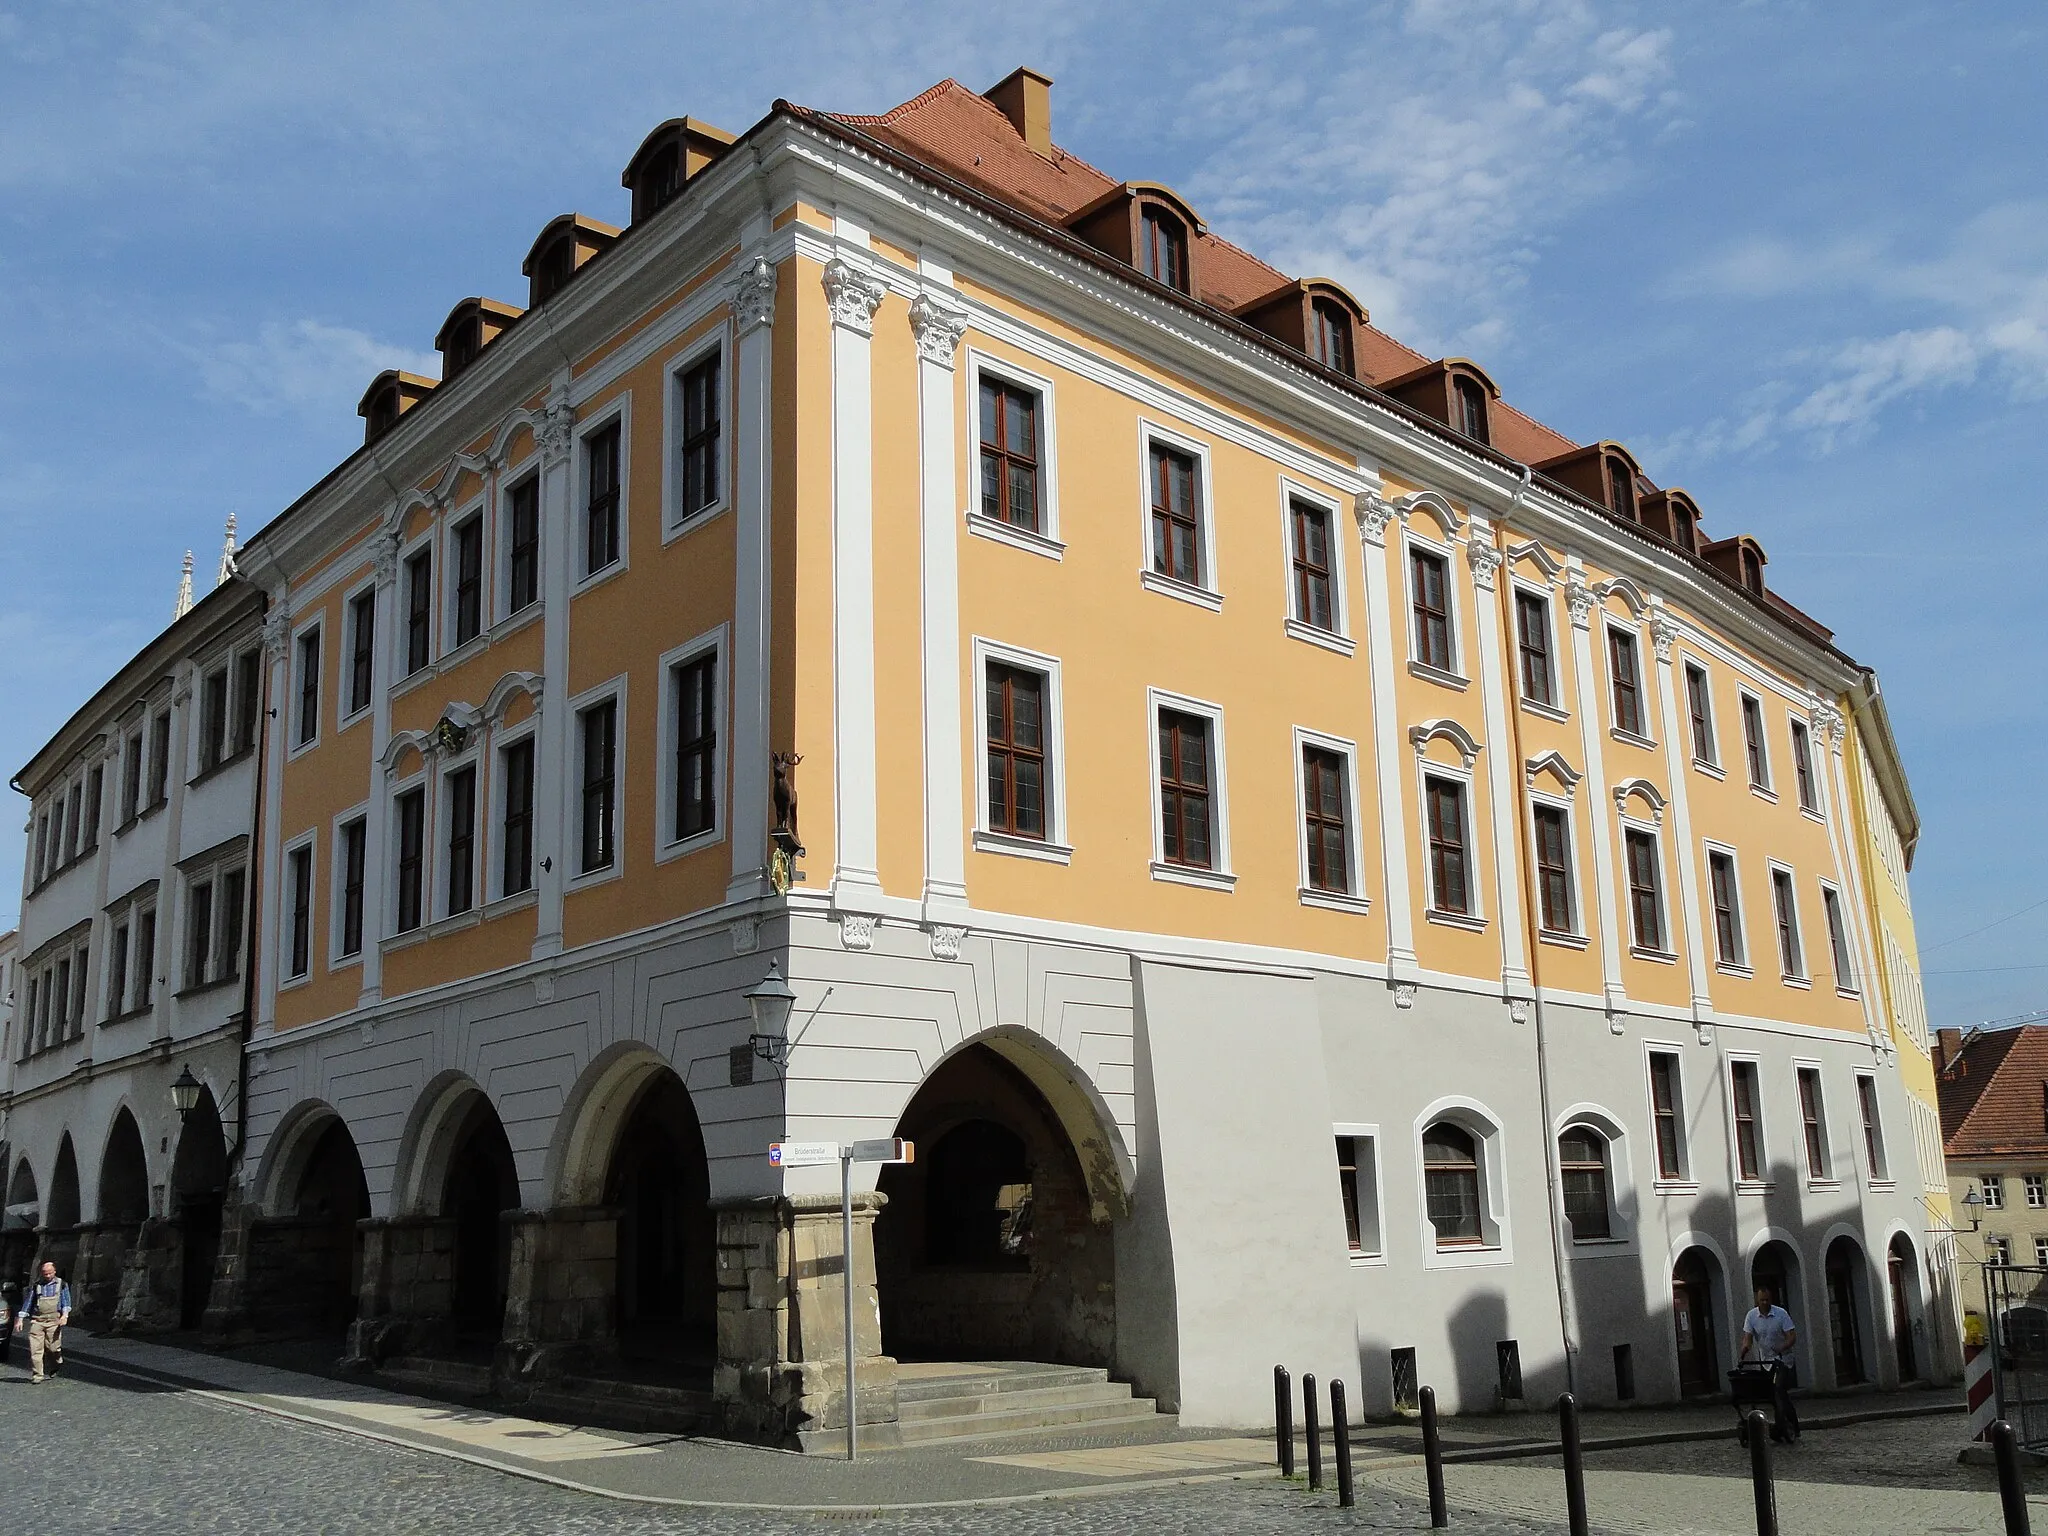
[2,2,2041,1025]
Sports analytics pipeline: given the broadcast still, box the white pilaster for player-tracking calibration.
[823,256,888,906]
[359,524,400,1005]
[1354,489,1417,982]
[910,276,971,917]
[726,254,779,903]
[1648,605,1714,1028]
[255,595,292,1031]
[1563,561,1627,1024]
[531,378,575,961]
[1466,518,1530,999]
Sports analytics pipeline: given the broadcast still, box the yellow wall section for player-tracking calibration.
[869,293,925,900]
[787,255,837,886]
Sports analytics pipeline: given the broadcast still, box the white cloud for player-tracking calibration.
[1785,327,1979,447]
[187,319,439,419]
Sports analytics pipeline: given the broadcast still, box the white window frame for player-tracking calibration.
[2025,1174,2045,1210]
[1145,686,1233,890]
[1794,1058,1835,1185]
[285,618,323,761]
[1527,787,1584,942]
[1724,1052,1771,1191]
[278,831,317,987]
[1293,727,1369,913]
[436,742,484,923]
[1983,1175,2006,1211]
[1511,579,1567,722]
[1789,713,1824,821]
[1135,418,1222,611]
[655,624,729,864]
[496,464,544,626]
[179,847,247,993]
[574,393,633,588]
[1554,1107,1634,1250]
[443,498,489,657]
[1602,617,1655,748]
[1332,1122,1387,1264]
[1417,751,1485,929]
[1683,657,1723,776]
[1739,688,1775,799]
[1619,812,1674,961]
[1401,526,1467,688]
[1819,879,1858,996]
[328,805,370,968]
[963,348,1063,559]
[661,328,731,539]
[1704,839,1751,975]
[1769,860,1808,985]
[568,675,629,889]
[487,717,541,906]
[339,574,378,729]
[393,526,437,688]
[1279,479,1353,655]
[1855,1070,1892,1187]
[1643,1043,1694,1189]
[387,766,431,942]
[971,637,1071,863]
[1415,1097,1514,1270]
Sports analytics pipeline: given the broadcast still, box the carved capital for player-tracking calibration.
[535,394,576,467]
[1564,575,1596,631]
[1392,981,1418,1010]
[730,915,760,955]
[1650,612,1680,663]
[1353,491,1394,547]
[908,290,970,367]
[372,528,402,588]
[928,923,966,961]
[822,258,886,336]
[1809,698,1846,750]
[1466,536,1503,591]
[839,912,878,951]
[732,256,778,333]
[260,602,293,662]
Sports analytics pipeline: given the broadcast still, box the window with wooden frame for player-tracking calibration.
[1290,498,1335,631]
[1157,709,1213,869]
[1148,443,1202,586]
[1424,775,1470,916]
[292,630,320,750]
[184,878,214,991]
[1422,1123,1484,1246]
[678,352,722,520]
[1649,1052,1685,1179]
[500,737,535,898]
[672,652,718,843]
[1309,298,1352,374]
[393,787,426,933]
[106,920,129,1020]
[1730,1060,1764,1182]
[1410,547,1454,672]
[452,516,484,646]
[1772,867,1804,978]
[150,710,171,802]
[1138,205,1187,291]
[346,589,375,718]
[1685,663,1717,767]
[403,549,433,675]
[1515,590,1555,707]
[122,731,143,823]
[1741,694,1770,789]
[1532,803,1574,934]
[338,817,367,958]
[1797,1066,1829,1177]
[1558,1127,1612,1239]
[1857,1074,1887,1181]
[1708,849,1744,966]
[133,907,156,1008]
[1822,885,1856,992]
[585,420,621,575]
[1608,628,1645,737]
[579,698,618,874]
[1300,744,1349,894]
[1984,1176,2006,1211]
[1607,458,1635,520]
[1334,1134,1382,1256]
[286,844,313,978]
[978,377,1041,532]
[1625,828,1665,952]
[233,647,261,754]
[199,665,230,770]
[986,662,1048,840]
[444,765,477,917]
[506,476,540,615]
[1789,718,1817,812]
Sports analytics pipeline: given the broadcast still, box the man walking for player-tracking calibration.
[1740,1283,1799,1441]
[17,1260,70,1384]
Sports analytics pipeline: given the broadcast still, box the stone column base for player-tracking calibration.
[108,1218,184,1334]
[342,1215,456,1368]
[494,1206,620,1396]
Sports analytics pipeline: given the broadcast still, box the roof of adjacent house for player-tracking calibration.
[1939,1025,2048,1157]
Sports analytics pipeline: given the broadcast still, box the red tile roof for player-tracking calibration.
[1939,1025,2048,1157]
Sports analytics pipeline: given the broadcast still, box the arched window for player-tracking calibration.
[532,237,575,304]
[366,386,400,438]
[636,142,682,221]
[1607,457,1636,520]
[1138,205,1188,292]
[444,316,480,375]
[1740,547,1764,593]
[1423,1122,1483,1246]
[1557,1127,1611,1240]
[1454,376,1490,444]
[1309,297,1352,374]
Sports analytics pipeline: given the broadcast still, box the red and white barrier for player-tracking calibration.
[1966,1341,1997,1441]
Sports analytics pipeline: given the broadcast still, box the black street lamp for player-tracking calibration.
[170,1064,204,1120]
[745,961,797,1067]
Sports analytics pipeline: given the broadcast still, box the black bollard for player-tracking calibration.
[1332,1379,1355,1508]
[1993,1420,2033,1536]
[1275,1366,1294,1477]
[1558,1392,1588,1536]
[1421,1384,1448,1529]
[1746,1410,1778,1536]
[1304,1372,1323,1491]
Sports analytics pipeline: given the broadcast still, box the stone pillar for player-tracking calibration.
[713,1192,900,1450]
[200,1185,258,1340]
[343,1215,455,1366]
[74,1222,138,1323]
[109,1218,183,1333]
[495,1206,619,1394]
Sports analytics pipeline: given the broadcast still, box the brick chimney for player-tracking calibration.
[986,67,1054,157]
[1935,1027,1963,1072]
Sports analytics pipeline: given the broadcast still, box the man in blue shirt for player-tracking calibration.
[17,1261,71,1384]
[1740,1283,1799,1441]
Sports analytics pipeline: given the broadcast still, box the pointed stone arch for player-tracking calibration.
[98,1108,150,1226]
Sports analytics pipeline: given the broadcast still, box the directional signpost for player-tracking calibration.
[768,1135,915,1460]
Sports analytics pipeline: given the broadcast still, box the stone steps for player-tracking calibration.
[379,1355,494,1397]
[892,1363,1160,1446]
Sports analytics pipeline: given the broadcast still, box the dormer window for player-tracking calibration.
[621,117,737,226]
[1237,279,1367,380]
[1741,548,1763,593]
[637,142,681,220]
[521,216,618,310]
[445,316,480,375]
[1139,205,1187,292]
[533,238,575,304]
[1607,459,1636,520]
[366,387,400,438]
[1454,377,1490,444]
[356,369,436,444]
[1309,298,1353,374]
[1672,506,1697,553]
